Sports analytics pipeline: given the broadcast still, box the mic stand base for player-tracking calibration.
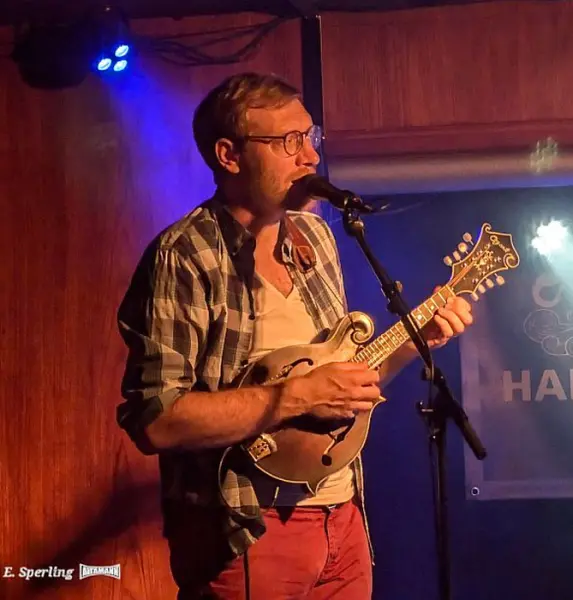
[418,393,451,600]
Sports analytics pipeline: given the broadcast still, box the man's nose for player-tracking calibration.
[297,136,321,167]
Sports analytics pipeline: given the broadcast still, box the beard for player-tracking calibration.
[241,171,290,216]
[231,157,315,219]
[283,174,316,212]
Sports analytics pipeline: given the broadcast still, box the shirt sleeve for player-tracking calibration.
[116,244,209,445]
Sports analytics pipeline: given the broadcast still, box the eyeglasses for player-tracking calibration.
[239,124,323,157]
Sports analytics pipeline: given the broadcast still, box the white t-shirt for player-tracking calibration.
[248,272,355,507]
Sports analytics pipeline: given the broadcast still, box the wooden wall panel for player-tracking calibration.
[0,14,301,600]
[322,1,573,156]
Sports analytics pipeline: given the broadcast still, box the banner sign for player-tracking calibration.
[461,212,573,500]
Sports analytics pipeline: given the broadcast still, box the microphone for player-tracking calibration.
[299,174,377,213]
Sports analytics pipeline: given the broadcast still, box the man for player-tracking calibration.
[117,72,473,599]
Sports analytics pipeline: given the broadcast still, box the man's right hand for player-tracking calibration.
[282,361,381,421]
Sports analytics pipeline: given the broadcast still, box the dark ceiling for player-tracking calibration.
[0,0,510,26]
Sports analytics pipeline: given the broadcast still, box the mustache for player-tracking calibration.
[291,171,316,183]
[285,174,319,210]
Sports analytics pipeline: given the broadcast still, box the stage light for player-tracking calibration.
[12,8,133,88]
[90,7,132,77]
[113,59,128,72]
[114,44,130,58]
[97,57,112,71]
[531,220,570,257]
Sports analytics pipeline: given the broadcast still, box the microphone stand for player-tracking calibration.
[340,202,487,600]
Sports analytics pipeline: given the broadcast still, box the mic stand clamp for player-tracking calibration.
[340,204,486,600]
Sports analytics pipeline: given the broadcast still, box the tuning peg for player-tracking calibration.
[458,243,469,253]
[485,278,494,289]
[471,292,479,301]
[463,233,474,245]
[443,256,453,266]
[495,275,505,286]
[453,251,461,261]
[478,284,486,294]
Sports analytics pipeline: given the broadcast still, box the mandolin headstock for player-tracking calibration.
[444,223,520,301]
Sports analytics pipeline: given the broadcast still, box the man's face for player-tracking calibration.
[233,98,321,218]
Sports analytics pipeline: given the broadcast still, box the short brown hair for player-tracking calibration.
[192,72,301,176]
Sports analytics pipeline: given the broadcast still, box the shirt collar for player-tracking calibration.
[209,194,255,257]
[209,194,316,271]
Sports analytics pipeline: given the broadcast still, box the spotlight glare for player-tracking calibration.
[97,57,112,71]
[532,220,569,257]
[114,44,130,58]
[113,59,128,72]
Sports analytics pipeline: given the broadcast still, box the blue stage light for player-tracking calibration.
[97,57,112,71]
[114,44,130,58]
[113,59,128,72]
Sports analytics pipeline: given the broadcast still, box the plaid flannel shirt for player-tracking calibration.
[117,196,371,558]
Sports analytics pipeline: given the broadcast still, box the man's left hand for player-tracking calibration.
[384,291,474,382]
[421,292,473,349]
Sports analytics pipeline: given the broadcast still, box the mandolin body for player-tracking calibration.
[232,311,386,495]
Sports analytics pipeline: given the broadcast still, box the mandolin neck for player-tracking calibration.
[351,286,456,369]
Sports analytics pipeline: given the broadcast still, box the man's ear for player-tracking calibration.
[215,138,241,175]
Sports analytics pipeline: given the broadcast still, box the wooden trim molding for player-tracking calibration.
[324,120,573,159]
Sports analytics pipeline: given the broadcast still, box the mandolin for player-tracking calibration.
[222,223,520,495]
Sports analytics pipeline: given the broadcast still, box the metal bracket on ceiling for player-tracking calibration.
[287,0,319,18]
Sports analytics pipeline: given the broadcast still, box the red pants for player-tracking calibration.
[172,499,372,600]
